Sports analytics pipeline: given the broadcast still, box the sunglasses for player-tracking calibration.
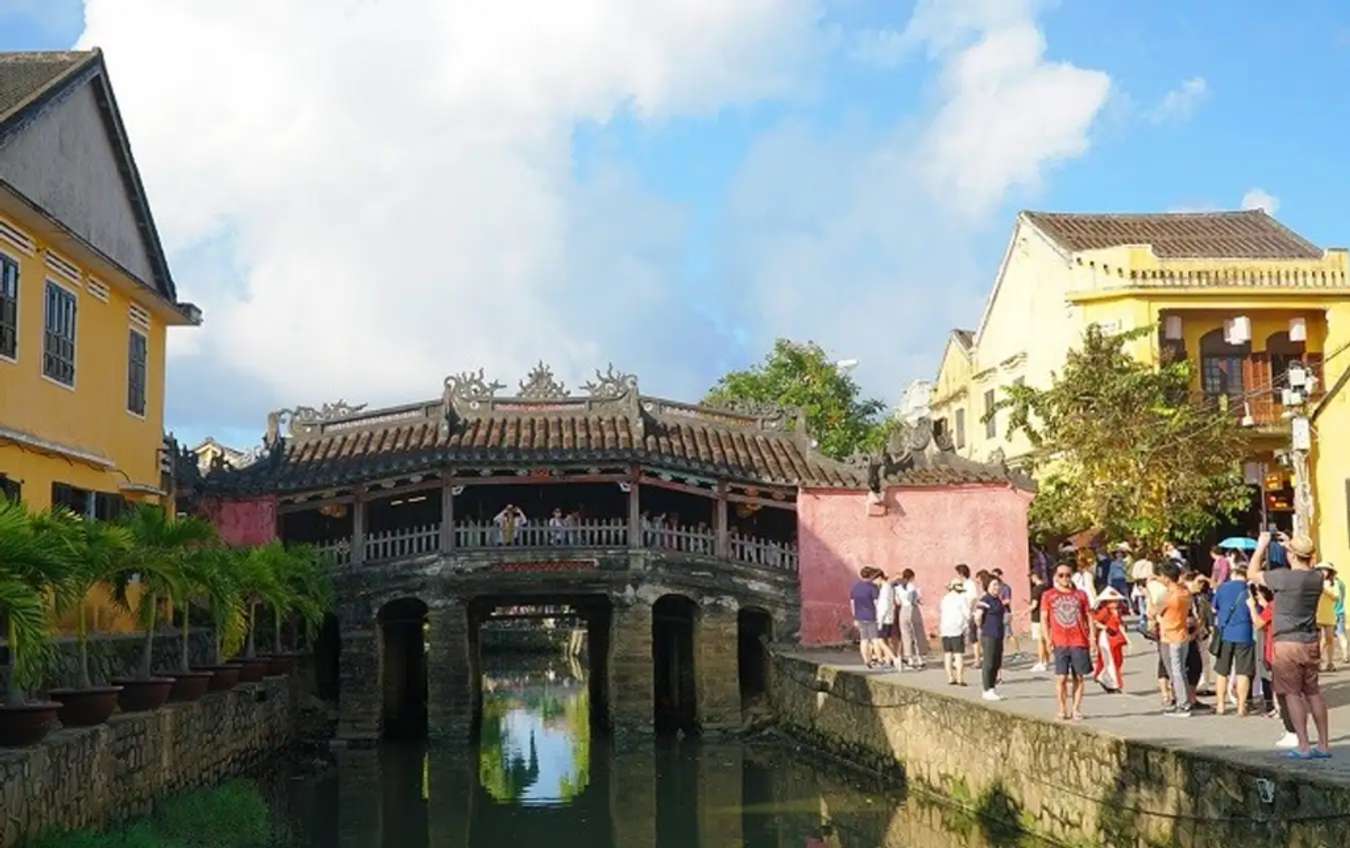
[1054,571,1073,578]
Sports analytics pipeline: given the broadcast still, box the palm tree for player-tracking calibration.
[116,505,215,679]
[271,544,332,655]
[0,500,74,706]
[51,517,135,690]
[235,542,289,660]
[179,546,247,670]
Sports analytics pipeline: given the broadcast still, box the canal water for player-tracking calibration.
[278,658,1032,847]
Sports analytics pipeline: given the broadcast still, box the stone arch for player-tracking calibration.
[652,594,699,732]
[737,606,773,707]
[378,596,429,738]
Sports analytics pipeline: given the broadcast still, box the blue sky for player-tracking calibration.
[5,1,1350,449]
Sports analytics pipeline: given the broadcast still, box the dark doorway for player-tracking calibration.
[652,595,698,733]
[313,612,341,701]
[379,598,429,738]
[737,608,772,707]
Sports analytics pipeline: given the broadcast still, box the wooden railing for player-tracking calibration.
[365,523,440,562]
[311,521,797,571]
[454,518,629,549]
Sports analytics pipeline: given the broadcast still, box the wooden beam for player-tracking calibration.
[444,473,630,487]
[714,481,729,559]
[351,487,367,566]
[637,474,717,499]
[628,465,641,550]
[725,490,797,511]
[277,495,355,516]
[439,480,454,554]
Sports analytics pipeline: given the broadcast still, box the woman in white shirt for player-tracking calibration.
[895,570,925,669]
[939,580,973,685]
[875,573,897,659]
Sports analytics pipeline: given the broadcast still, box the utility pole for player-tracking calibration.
[1285,362,1317,538]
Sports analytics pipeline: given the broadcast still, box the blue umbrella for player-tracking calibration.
[1218,536,1257,551]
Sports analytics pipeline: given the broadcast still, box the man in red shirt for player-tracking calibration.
[1040,562,1095,721]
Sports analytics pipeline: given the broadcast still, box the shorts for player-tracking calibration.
[1338,614,1346,636]
[1053,646,1092,678]
[1215,641,1256,678]
[941,635,966,654]
[1185,641,1202,687]
[856,621,879,640]
[1030,621,1042,642]
[880,624,894,638]
[1272,641,1322,697]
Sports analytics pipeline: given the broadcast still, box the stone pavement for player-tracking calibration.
[783,644,1350,786]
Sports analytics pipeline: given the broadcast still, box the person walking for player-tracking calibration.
[955,564,980,667]
[1212,567,1256,716]
[1029,571,1049,673]
[976,576,1007,701]
[875,571,901,670]
[1250,585,1300,748]
[1210,545,1232,586]
[1250,532,1332,759]
[850,567,884,668]
[1040,563,1094,721]
[1315,564,1340,672]
[1187,572,1216,695]
[1155,561,1195,717]
[1107,544,1131,597]
[1335,567,1348,666]
[940,579,972,686]
[992,568,1018,656]
[895,570,925,669]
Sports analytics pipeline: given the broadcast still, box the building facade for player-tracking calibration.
[0,50,198,513]
[932,210,1350,562]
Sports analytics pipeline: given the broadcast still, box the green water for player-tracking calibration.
[279,660,1027,847]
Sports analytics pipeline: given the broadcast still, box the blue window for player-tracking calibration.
[0,254,17,359]
[43,281,77,385]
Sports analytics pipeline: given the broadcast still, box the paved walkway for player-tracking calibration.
[783,644,1350,786]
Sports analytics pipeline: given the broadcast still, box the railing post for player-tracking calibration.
[627,470,641,550]
[715,482,729,559]
[440,479,454,555]
[351,488,366,566]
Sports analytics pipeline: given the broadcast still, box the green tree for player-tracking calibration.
[998,324,1252,553]
[706,339,893,459]
[48,515,136,689]
[0,500,75,704]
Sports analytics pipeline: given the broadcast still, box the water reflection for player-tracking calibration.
[283,658,1040,847]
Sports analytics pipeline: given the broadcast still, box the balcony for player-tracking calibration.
[1201,353,1324,429]
[312,520,798,572]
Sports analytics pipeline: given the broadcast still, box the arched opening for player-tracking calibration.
[652,595,698,733]
[379,598,428,738]
[313,612,341,701]
[737,608,772,708]
[1200,328,1249,404]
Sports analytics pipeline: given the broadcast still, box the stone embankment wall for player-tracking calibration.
[42,630,216,690]
[0,676,294,848]
[770,655,1350,847]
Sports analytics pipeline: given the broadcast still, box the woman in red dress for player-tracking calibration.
[1092,586,1130,693]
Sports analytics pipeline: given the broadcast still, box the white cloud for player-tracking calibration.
[77,1,825,439]
[1149,76,1208,124]
[723,1,1111,396]
[1241,187,1280,215]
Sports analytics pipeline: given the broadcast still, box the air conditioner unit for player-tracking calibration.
[1163,315,1183,340]
[1224,316,1251,345]
[1289,317,1307,342]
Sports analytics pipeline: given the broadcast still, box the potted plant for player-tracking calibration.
[230,543,287,682]
[46,513,135,726]
[265,544,332,675]
[111,505,214,712]
[0,500,73,747]
[186,546,246,692]
[162,546,219,702]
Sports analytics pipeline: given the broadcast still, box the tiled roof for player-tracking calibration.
[1024,210,1324,260]
[0,51,93,124]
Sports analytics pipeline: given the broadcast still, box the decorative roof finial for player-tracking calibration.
[518,361,568,399]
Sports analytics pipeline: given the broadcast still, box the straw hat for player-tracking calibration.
[1095,586,1127,607]
[1287,534,1316,559]
[1130,559,1155,581]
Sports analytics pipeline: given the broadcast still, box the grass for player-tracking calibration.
[27,780,286,848]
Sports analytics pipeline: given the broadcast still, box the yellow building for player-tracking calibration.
[932,210,1350,564]
[0,50,198,514]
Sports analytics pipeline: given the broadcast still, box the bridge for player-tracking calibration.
[200,363,868,741]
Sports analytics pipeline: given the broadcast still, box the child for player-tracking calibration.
[1092,586,1131,693]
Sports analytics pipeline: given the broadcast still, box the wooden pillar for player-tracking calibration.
[351,487,367,566]
[715,482,729,559]
[628,468,641,549]
[439,479,455,554]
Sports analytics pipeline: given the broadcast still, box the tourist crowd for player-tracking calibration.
[847,530,1347,759]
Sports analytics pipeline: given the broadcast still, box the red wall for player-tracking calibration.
[200,496,279,547]
[797,484,1032,646]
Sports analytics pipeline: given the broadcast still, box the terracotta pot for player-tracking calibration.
[47,687,123,727]
[228,658,269,683]
[167,672,214,703]
[0,702,62,747]
[263,653,296,675]
[194,665,240,692]
[110,678,175,713]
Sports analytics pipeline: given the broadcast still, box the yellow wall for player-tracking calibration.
[0,203,175,511]
[1311,300,1350,574]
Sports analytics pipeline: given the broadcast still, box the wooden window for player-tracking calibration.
[128,329,148,416]
[0,253,16,360]
[984,389,997,438]
[1200,328,1247,404]
[50,483,122,519]
[955,408,966,449]
[0,474,19,503]
[43,281,77,385]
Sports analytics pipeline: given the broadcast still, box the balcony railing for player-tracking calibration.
[311,521,796,571]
